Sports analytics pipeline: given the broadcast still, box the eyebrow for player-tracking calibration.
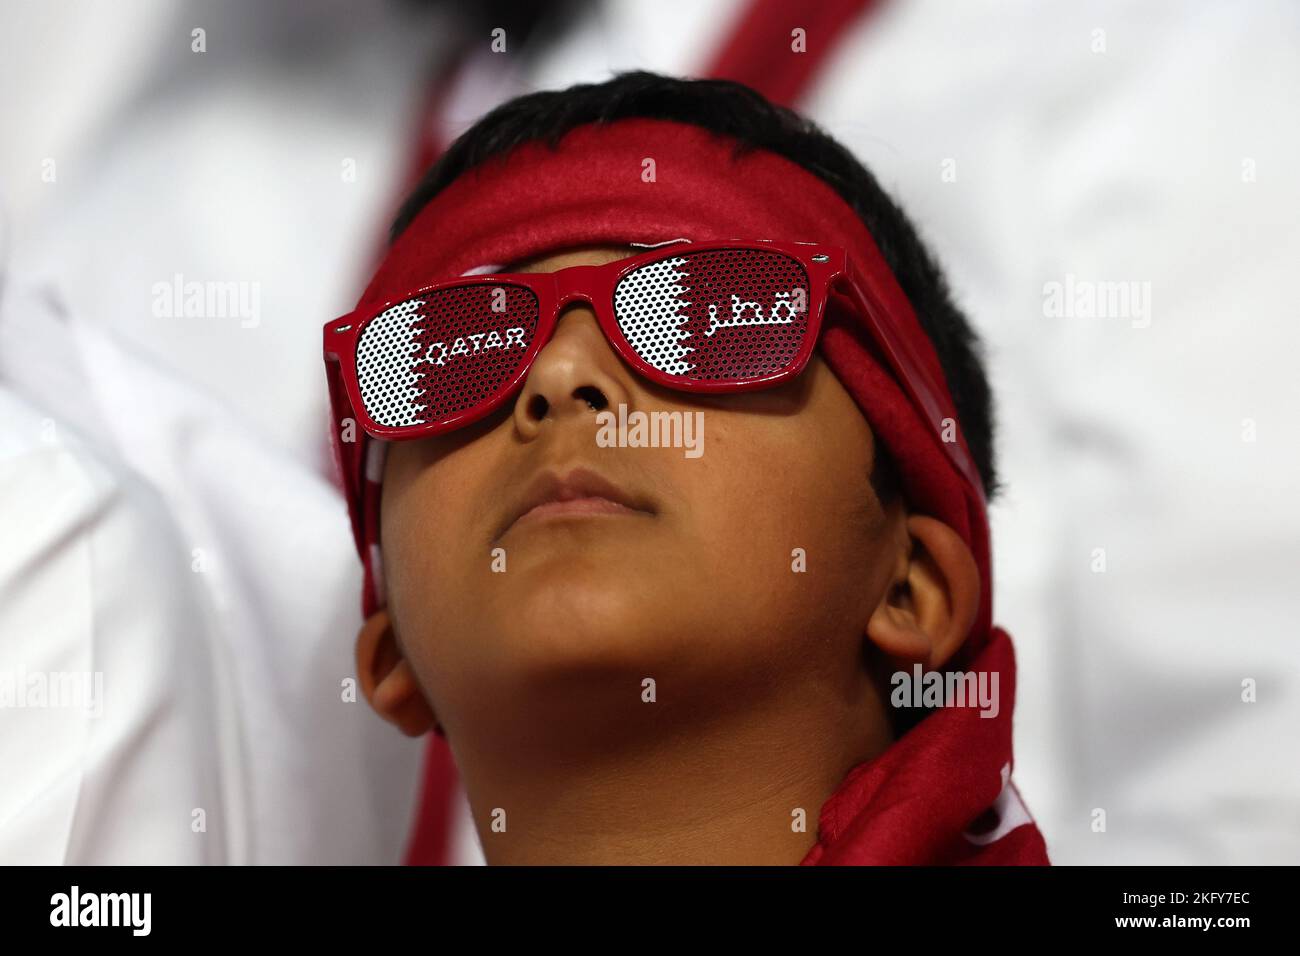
[507,246,642,274]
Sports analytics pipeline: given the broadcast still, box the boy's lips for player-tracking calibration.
[494,466,656,541]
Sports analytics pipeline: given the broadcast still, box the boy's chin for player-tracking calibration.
[490,519,675,582]
[482,567,693,668]
[503,566,662,637]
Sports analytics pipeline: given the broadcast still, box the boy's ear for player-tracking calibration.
[865,513,980,671]
[356,610,441,737]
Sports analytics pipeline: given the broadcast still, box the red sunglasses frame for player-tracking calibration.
[323,238,986,504]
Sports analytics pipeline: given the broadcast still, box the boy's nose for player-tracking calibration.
[512,305,631,439]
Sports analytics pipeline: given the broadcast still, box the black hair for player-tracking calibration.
[392,70,998,500]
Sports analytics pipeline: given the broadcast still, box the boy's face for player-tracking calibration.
[378,245,911,745]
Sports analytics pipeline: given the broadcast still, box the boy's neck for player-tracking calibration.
[449,667,895,865]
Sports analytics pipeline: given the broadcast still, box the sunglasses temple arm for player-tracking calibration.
[835,267,989,507]
[323,352,370,551]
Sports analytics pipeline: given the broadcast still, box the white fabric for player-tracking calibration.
[0,385,246,863]
[0,0,434,865]
[0,280,425,863]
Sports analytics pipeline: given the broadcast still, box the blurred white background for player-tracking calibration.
[1,0,1296,864]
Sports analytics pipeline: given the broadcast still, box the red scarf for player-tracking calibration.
[802,628,1048,865]
[339,117,1049,865]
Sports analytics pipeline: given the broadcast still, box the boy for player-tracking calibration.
[323,72,1049,865]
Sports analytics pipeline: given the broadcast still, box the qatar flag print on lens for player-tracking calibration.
[612,248,811,382]
[355,283,540,428]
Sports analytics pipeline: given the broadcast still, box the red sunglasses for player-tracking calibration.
[323,238,985,500]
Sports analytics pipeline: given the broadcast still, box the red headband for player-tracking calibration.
[331,117,993,660]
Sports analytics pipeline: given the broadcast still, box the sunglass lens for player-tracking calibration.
[356,283,539,428]
[613,249,810,381]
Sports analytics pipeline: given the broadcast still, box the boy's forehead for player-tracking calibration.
[507,243,642,274]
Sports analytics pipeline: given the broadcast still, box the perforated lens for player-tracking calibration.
[613,248,811,381]
[355,283,539,428]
